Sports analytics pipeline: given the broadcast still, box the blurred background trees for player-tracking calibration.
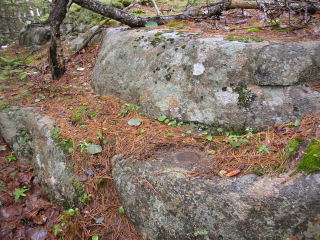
[0,0,50,43]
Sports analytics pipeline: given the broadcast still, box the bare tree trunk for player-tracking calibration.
[48,0,69,79]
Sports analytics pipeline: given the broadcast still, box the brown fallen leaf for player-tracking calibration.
[32,214,47,225]
[226,169,241,177]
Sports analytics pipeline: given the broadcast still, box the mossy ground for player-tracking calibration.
[297,139,320,174]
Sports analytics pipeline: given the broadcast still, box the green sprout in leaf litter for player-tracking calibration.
[157,116,167,122]
[53,225,63,237]
[167,132,174,137]
[92,234,99,240]
[119,206,125,215]
[206,135,213,141]
[258,144,270,154]
[6,153,17,162]
[13,185,29,201]
[79,193,92,204]
[294,119,301,127]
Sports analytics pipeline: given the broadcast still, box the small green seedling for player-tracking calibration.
[53,225,63,237]
[92,235,99,240]
[167,132,174,137]
[157,116,167,122]
[119,206,125,215]
[6,153,17,162]
[258,144,270,154]
[64,208,79,216]
[13,185,29,201]
[79,193,92,204]
[97,178,104,184]
[206,135,213,141]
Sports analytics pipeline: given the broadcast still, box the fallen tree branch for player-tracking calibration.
[67,18,110,61]
[49,0,319,79]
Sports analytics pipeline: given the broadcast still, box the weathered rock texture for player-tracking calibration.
[19,24,51,47]
[0,107,77,205]
[92,28,320,129]
[67,25,102,53]
[112,150,320,240]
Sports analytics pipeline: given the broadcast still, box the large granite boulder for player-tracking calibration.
[112,150,320,240]
[0,107,78,205]
[92,28,320,129]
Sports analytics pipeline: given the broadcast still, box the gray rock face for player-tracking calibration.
[112,150,320,240]
[0,107,78,205]
[92,28,320,129]
[60,23,73,36]
[67,25,101,53]
[19,25,50,47]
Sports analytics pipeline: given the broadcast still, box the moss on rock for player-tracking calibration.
[297,139,320,174]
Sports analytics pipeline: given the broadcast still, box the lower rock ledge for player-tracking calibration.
[112,150,320,240]
[0,107,78,206]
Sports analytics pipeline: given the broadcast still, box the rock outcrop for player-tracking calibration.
[67,25,102,53]
[92,28,320,129]
[19,24,50,47]
[112,150,320,240]
[0,107,78,205]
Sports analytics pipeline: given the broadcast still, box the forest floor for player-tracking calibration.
[0,9,320,240]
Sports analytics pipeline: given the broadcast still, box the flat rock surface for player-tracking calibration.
[92,28,320,129]
[112,150,320,240]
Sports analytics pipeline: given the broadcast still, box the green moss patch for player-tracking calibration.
[297,139,320,174]
[166,21,188,28]
[246,28,261,33]
[224,36,264,42]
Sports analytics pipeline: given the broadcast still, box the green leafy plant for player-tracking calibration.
[206,135,213,141]
[60,139,74,154]
[227,135,249,147]
[51,127,61,140]
[88,111,98,119]
[0,145,6,151]
[13,185,29,201]
[19,72,29,80]
[71,106,88,124]
[119,206,125,215]
[79,193,92,204]
[167,132,174,137]
[258,144,270,154]
[120,104,140,116]
[78,140,91,152]
[6,153,17,162]
[53,225,63,237]
[92,235,99,240]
